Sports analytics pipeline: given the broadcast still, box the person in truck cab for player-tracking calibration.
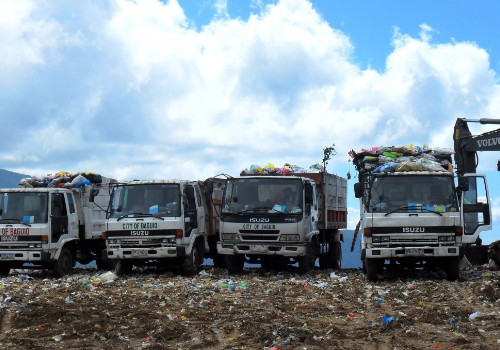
[278,187,294,204]
[427,184,455,206]
[132,196,148,213]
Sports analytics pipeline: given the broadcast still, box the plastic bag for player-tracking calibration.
[431,147,454,155]
[421,163,447,172]
[382,151,397,159]
[263,163,275,171]
[371,162,399,173]
[249,164,262,174]
[363,156,379,162]
[395,162,423,172]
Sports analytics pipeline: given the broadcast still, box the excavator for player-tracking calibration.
[453,118,500,264]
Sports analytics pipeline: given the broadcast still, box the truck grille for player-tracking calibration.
[239,230,280,241]
[118,239,173,247]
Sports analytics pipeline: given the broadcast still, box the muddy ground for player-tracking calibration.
[0,263,499,350]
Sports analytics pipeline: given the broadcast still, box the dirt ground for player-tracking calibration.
[0,262,499,350]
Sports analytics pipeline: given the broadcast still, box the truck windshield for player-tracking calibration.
[0,192,49,224]
[107,184,181,218]
[222,178,303,214]
[369,175,458,213]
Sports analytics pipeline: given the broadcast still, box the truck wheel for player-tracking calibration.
[298,243,317,274]
[52,248,73,277]
[0,263,11,276]
[114,260,133,276]
[182,244,202,276]
[225,255,244,274]
[319,242,342,270]
[445,256,460,281]
[327,241,342,270]
[365,258,380,282]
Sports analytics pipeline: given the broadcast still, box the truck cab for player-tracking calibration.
[218,172,347,274]
[104,179,220,276]
[355,170,491,281]
[0,176,114,277]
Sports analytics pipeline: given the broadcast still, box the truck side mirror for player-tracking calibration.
[458,177,469,192]
[89,188,99,202]
[305,203,311,214]
[497,159,500,171]
[354,182,363,198]
[304,183,313,204]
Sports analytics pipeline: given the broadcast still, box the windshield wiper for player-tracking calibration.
[0,218,32,227]
[385,206,443,217]
[116,213,164,221]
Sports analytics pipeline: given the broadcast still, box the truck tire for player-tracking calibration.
[114,260,133,276]
[320,241,342,269]
[52,248,73,277]
[331,241,342,269]
[298,243,317,274]
[182,243,202,276]
[445,256,460,281]
[0,263,11,276]
[365,258,380,282]
[225,255,244,274]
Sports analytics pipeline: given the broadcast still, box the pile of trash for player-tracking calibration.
[348,144,454,175]
[18,171,103,189]
[241,163,324,175]
[1,265,499,349]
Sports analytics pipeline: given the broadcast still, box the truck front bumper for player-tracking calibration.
[0,250,52,262]
[107,246,185,260]
[217,242,307,256]
[365,245,461,259]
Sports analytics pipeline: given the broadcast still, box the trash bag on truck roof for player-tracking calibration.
[371,162,398,173]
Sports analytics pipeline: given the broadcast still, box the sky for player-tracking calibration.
[1,0,500,243]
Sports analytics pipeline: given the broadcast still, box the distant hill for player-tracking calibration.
[342,229,362,269]
[0,169,30,188]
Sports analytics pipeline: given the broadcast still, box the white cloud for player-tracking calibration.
[0,0,499,204]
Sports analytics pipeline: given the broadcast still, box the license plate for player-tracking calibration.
[1,253,15,259]
[406,248,424,256]
[131,249,148,257]
[250,245,267,252]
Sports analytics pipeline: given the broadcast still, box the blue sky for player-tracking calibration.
[1,0,500,243]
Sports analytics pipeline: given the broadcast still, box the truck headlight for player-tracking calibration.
[222,233,239,241]
[279,234,300,242]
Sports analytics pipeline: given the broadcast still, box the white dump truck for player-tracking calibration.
[217,169,347,274]
[103,178,224,276]
[0,173,115,277]
[350,146,491,281]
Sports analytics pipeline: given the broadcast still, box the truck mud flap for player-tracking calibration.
[464,245,488,265]
[41,251,51,262]
[177,247,186,257]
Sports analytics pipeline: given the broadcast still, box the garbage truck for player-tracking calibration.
[350,145,491,281]
[0,172,116,277]
[217,167,348,274]
[103,178,225,276]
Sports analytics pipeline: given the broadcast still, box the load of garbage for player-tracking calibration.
[348,144,454,175]
[18,171,103,189]
[240,163,324,175]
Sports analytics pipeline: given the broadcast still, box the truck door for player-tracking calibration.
[461,174,492,243]
[66,193,78,239]
[194,186,206,234]
[183,185,198,236]
[50,193,68,243]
